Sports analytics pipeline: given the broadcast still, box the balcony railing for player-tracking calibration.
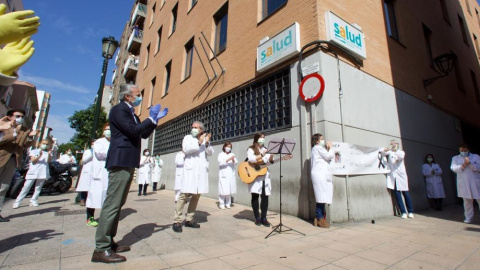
[127,29,143,51]
[131,3,147,25]
[123,55,139,77]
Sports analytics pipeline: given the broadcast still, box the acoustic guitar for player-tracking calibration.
[238,155,292,184]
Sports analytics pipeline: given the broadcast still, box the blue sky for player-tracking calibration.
[20,1,132,144]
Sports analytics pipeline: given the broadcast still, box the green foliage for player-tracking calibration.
[67,103,107,149]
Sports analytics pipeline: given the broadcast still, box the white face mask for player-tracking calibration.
[225,147,231,153]
[319,140,325,146]
[257,138,265,146]
[104,130,111,138]
[145,152,150,156]
[67,151,72,156]
[427,157,433,163]
[15,117,24,125]
[40,144,48,150]
[191,128,199,137]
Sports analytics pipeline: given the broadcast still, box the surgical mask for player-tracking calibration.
[257,138,265,146]
[132,96,142,107]
[67,151,72,156]
[15,117,24,125]
[40,144,48,150]
[319,140,325,146]
[427,157,433,163]
[145,152,150,156]
[104,130,111,138]
[225,147,231,153]
[460,151,469,158]
[191,128,199,137]
[155,156,160,160]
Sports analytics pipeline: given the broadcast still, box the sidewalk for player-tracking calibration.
[1,185,479,270]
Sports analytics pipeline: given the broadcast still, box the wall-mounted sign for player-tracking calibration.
[325,11,367,60]
[301,62,320,77]
[299,73,325,102]
[257,22,301,72]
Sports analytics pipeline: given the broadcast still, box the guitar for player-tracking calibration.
[238,155,292,184]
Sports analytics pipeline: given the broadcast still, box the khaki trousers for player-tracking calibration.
[174,193,201,223]
[0,157,16,212]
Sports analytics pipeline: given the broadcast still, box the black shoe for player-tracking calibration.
[172,222,183,233]
[138,193,141,196]
[185,220,200,228]
[254,218,261,226]
[91,249,126,263]
[143,193,147,196]
[0,215,10,222]
[262,218,271,227]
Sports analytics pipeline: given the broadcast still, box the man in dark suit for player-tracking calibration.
[91,84,168,263]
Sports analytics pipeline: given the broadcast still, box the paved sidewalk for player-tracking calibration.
[1,185,480,270]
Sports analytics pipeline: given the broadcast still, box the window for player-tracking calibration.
[171,3,178,35]
[153,68,291,154]
[5,92,11,107]
[214,3,228,55]
[144,44,150,68]
[454,58,465,92]
[184,38,194,79]
[164,61,172,95]
[150,77,156,106]
[384,0,400,41]
[138,89,145,115]
[471,70,480,104]
[150,2,156,26]
[439,0,450,23]
[190,0,198,10]
[262,0,287,19]
[156,26,162,54]
[474,34,480,58]
[476,9,480,27]
[423,24,434,67]
[458,15,469,46]
[466,0,472,15]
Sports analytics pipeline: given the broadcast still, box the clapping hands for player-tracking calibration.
[149,104,169,122]
[0,37,34,76]
[0,4,40,45]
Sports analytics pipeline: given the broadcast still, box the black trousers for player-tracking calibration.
[251,181,268,220]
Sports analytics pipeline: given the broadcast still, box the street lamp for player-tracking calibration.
[91,36,119,139]
[423,52,456,88]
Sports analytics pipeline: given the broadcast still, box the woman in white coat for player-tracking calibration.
[218,142,237,209]
[381,140,414,219]
[75,140,96,226]
[12,140,52,208]
[174,151,185,202]
[422,154,445,211]
[151,154,163,191]
[137,149,152,196]
[85,124,111,226]
[310,134,334,228]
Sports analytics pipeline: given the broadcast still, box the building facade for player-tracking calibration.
[32,90,51,147]
[113,0,480,222]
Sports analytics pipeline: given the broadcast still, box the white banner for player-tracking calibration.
[328,142,390,176]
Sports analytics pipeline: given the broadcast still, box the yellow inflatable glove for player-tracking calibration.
[0,4,40,45]
[0,37,34,76]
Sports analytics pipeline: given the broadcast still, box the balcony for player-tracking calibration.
[131,3,147,26]
[123,55,139,80]
[127,29,143,53]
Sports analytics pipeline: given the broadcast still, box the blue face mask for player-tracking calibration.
[132,96,142,107]
[460,151,469,158]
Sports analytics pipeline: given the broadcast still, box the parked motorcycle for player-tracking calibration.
[8,161,80,199]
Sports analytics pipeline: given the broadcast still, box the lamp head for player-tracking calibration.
[433,52,455,75]
[102,36,119,59]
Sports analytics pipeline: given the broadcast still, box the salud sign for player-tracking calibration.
[325,11,367,60]
[257,22,301,72]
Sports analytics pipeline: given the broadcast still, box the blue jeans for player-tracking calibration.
[394,185,413,214]
[316,203,326,219]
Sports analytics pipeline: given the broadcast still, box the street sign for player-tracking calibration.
[299,73,325,102]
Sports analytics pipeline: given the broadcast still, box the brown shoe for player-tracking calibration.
[80,199,85,206]
[91,249,126,263]
[313,218,319,227]
[319,218,330,228]
[111,243,131,253]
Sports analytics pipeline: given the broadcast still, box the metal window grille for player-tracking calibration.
[153,68,291,154]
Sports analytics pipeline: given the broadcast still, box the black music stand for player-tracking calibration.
[265,138,305,239]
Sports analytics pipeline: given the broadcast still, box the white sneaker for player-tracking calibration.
[226,205,231,209]
[219,205,225,210]
[401,213,407,219]
[408,213,415,218]
[464,219,473,224]
[12,203,19,209]
[30,202,39,207]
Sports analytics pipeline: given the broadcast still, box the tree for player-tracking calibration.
[68,104,107,149]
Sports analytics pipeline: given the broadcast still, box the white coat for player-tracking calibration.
[218,151,238,195]
[86,137,110,209]
[310,144,334,204]
[451,153,480,199]
[25,149,50,180]
[182,134,213,194]
[382,150,409,191]
[76,149,93,192]
[137,155,152,185]
[151,159,163,183]
[58,154,76,164]
[247,147,272,196]
[422,163,445,198]
[174,152,185,191]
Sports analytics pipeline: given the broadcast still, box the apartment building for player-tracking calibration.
[112,0,480,222]
[32,90,51,147]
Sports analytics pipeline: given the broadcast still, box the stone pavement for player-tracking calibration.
[1,184,480,270]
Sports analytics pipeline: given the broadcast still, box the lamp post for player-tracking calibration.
[423,52,456,89]
[91,36,119,139]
